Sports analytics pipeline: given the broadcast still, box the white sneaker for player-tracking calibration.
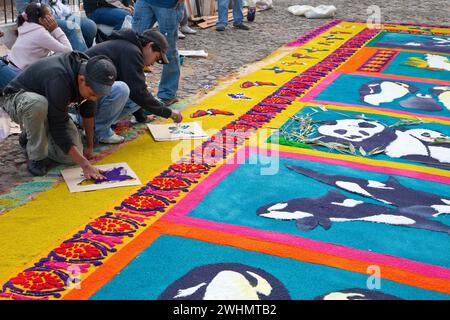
[178,29,186,39]
[99,133,125,144]
[180,25,197,34]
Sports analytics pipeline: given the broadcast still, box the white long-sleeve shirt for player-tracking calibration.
[8,22,72,70]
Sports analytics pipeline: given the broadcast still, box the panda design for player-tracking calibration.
[359,81,449,112]
[317,119,450,167]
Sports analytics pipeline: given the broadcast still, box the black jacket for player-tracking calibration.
[4,52,95,154]
[85,29,172,119]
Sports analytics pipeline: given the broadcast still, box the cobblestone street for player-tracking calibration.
[0,0,448,207]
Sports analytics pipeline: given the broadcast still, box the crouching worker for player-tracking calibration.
[1,52,117,177]
[84,29,182,140]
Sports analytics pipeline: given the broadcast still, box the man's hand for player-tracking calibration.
[82,163,106,180]
[126,5,134,15]
[40,15,58,32]
[170,110,183,123]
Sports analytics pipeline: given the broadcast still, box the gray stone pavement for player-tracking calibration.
[0,0,448,210]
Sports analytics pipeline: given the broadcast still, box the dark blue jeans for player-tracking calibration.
[0,60,21,90]
[88,7,131,30]
[57,15,97,51]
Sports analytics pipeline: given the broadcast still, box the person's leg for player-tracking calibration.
[132,0,157,33]
[78,16,97,48]
[216,0,229,27]
[12,92,49,161]
[153,5,180,101]
[0,60,20,90]
[232,0,244,26]
[57,18,88,52]
[179,3,188,26]
[89,7,130,30]
[48,119,83,164]
[94,81,130,141]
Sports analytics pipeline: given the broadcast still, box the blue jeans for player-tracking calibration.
[57,15,97,52]
[94,82,137,140]
[15,0,28,13]
[216,0,244,27]
[88,7,131,30]
[132,0,180,101]
[0,60,21,90]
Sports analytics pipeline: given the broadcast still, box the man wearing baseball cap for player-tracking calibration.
[85,28,182,143]
[1,52,117,177]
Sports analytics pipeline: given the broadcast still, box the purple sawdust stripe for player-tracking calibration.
[286,19,344,47]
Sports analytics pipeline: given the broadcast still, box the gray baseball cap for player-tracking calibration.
[140,30,170,64]
[80,55,117,96]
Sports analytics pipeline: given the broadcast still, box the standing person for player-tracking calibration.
[131,0,182,106]
[0,2,72,89]
[85,29,183,135]
[41,0,97,51]
[177,2,196,39]
[216,0,250,31]
[1,52,118,177]
[83,0,134,31]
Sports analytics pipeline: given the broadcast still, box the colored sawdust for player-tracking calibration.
[0,32,308,285]
[1,20,449,300]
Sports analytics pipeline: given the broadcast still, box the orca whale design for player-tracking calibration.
[256,165,450,234]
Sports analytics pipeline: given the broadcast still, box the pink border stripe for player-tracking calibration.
[169,147,450,219]
[163,214,450,281]
[341,71,450,85]
[276,150,450,184]
[301,71,450,104]
[308,99,450,122]
[301,72,341,101]
[161,147,450,280]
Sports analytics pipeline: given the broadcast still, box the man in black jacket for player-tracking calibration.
[1,52,116,177]
[84,28,182,141]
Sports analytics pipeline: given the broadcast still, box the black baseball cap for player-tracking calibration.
[139,30,170,64]
[79,55,117,96]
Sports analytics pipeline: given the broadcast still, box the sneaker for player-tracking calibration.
[178,29,186,39]
[233,23,250,30]
[99,133,125,144]
[18,132,27,149]
[216,25,226,32]
[27,159,48,176]
[160,97,179,106]
[180,25,197,34]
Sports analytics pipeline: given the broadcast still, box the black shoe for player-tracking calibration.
[216,25,226,31]
[132,108,148,123]
[18,132,27,149]
[160,97,179,106]
[233,23,250,30]
[27,159,48,176]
